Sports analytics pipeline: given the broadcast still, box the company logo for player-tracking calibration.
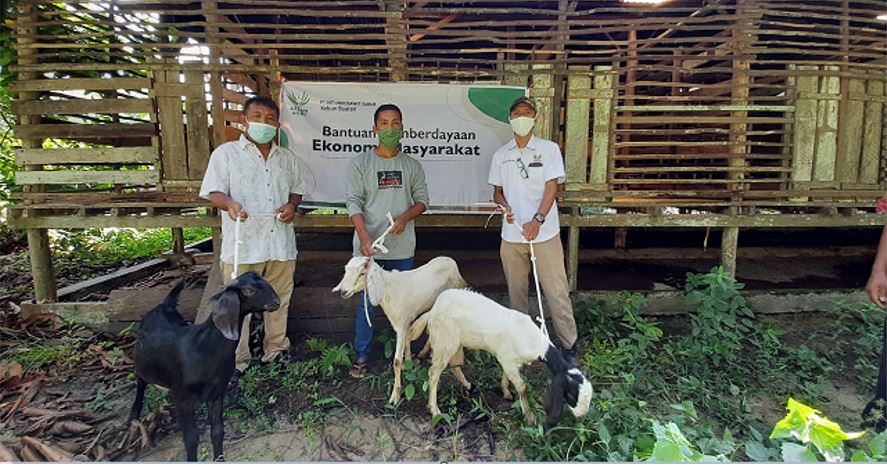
[287,90,310,117]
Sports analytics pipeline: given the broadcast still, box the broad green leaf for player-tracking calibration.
[850,450,870,462]
[868,432,887,457]
[744,441,776,462]
[598,422,611,446]
[649,442,688,462]
[781,442,819,462]
[771,397,818,440]
[404,384,415,401]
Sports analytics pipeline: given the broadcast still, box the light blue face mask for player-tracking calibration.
[246,121,278,144]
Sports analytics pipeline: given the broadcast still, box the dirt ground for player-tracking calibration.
[1,308,875,463]
[0,226,881,462]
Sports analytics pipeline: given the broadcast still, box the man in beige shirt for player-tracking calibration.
[200,96,305,373]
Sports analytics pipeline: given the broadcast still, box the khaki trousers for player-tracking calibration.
[500,235,578,349]
[221,260,295,372]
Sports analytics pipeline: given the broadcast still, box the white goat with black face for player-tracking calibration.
[410,288,593,429]
[332,255,467,405]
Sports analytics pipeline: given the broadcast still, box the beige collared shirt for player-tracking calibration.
[200,135,306,264]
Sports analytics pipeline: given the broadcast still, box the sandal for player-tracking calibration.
[350,361,368,379]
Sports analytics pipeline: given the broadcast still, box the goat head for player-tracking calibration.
[332,256,372,299]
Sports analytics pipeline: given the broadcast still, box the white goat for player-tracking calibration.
[409,289,593,428]
[332,256,467,405]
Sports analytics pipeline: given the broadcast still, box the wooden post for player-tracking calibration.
[614,227,627,251]
[383,1,407,81]
[567,207,580,292]
[530,64,555,141]
[721,226,739,278]
[564,66,591,190]
[203,0,225,150]
[172,228,186,255]
[721,0,754,276]
[17,4,57,303]
[503,63,527,87]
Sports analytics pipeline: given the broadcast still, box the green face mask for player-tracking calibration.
[377,127,403,149]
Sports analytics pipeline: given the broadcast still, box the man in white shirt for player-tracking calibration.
[200,96,305,373]
[488,96,579,365]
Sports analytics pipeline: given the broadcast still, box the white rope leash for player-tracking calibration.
[363,212,396,328]
[230,212,285,281]
[488,205,550,354]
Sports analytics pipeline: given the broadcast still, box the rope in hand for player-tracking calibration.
[230,211,286,281]
[486,205,550,357]
[363,212,396,328]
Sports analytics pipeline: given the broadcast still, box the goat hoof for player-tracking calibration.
[502,392,513,401]
[388,393,400,405]
[527,416,538,427]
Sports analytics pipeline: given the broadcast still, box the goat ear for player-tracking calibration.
[543,372,566,430]
[365,261,385,306]
[211,290,241,341]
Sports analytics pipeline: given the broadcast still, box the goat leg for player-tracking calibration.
[427,362,444,418]
[388,330,407,405]
[500,372,513,400]
[449,348,471,391]
[503,367,536,426]
[208,397,225,461]
[128,378,147,423]
[174,398,200,462]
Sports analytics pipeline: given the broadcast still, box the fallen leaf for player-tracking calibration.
[21,437,74,462]
[94,444,108,461]
[0,376,44,428]
[0,442,19,462]
[19,445,42,462]
[20,407,61,419]
[0,362,23,382]
[49,420,94,436]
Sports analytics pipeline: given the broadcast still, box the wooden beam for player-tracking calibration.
[9,77,150,92]
[15,147,158,165]
[409,13,459,42]
[16,170,160,185]
[12,98,152,115]
[10,212,885,230]
[13,123,157,139]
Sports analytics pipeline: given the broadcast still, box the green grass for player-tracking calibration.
[50,227,213,267]
[5,340,82,373]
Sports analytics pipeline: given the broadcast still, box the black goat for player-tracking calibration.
[128,272,280,461]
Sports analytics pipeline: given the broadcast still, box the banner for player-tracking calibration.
[277,82,525,210]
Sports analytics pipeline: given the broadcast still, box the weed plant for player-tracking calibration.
[498,266,884,461]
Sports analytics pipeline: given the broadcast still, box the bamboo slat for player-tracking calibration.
[565,67,591,186]
[813,66,840,182]
[13,123,156,139]
[184,70,210,181]
[16,169,160,185]
[9,77,150,92]
[153,61,188,181]
[12,98,152,115]
[15,147,157,165]
[860,80,885,184]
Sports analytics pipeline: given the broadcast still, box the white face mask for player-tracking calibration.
[509,116,535,137]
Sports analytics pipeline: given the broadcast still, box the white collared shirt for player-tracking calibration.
[488,136,566,244]
[199,135,306,264]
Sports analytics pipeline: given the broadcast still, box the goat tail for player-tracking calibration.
[164,280,186,307]
[409,313,431,342]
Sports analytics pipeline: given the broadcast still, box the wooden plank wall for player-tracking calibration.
[8,0,887,227]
